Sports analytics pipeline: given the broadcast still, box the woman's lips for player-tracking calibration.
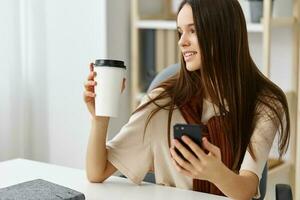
[183,51,197,62]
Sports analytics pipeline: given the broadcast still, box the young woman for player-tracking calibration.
[84,0,290,199]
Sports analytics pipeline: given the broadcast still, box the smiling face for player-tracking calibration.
[177,4,201,71]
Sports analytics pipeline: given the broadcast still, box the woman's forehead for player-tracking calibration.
[177,4,194,28]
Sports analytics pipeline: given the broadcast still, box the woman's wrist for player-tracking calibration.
[92,116,109,121]
[209,162,229,185]
[91,116,110,125]
[90,116,110,136]
[210,164,257,200]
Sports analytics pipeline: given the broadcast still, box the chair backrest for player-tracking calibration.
[256,164,267,200]
[147,63,268,199]
[147,63,180,93]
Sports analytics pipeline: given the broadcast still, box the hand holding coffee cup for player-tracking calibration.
[83,60,126,118]
[83,63,97,117]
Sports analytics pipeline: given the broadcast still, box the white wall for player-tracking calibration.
[0,0,22,160]
[22,0,49,162]
[43,0,106,168]
[0,0,131,168]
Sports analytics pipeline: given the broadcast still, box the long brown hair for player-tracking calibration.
[134,0,290,171]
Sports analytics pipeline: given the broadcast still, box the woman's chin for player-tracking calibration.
[186,64,201,71]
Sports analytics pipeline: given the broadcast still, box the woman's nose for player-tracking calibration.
[178,34,190,47]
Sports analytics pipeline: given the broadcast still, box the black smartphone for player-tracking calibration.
[173,123,203,160]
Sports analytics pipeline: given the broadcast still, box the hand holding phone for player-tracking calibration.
[173,123,203,160]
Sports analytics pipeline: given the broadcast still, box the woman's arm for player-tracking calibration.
[213,165,258,200]
[86,117,117,183]
[84,64,124,183]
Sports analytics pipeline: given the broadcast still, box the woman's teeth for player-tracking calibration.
[184,52,196,56]
[184,51,197,60]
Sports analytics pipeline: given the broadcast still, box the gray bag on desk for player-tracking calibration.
[0,179,85,200]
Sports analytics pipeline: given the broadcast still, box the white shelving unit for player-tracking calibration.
[262,1,299,199]
[131,0,300,199]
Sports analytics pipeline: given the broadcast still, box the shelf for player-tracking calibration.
[247,23,263,32]
[135,20,263,32]
[135,20,176,30]
[271,17,296,27]
[135,17,296,32]
[136,19,263,32]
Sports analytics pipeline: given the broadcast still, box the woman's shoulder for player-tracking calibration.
[133,87,176,124]
[255,90,286,121]
[148,87,166,97]
[140,87,170,105]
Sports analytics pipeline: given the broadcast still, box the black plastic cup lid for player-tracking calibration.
[94,59,126,69]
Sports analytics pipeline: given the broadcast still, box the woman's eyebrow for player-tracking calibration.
[177,23,195,30]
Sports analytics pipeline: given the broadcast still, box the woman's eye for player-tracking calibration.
[191,29,195,34]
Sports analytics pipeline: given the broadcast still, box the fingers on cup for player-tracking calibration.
[87,71,97,80]
[84,91,96,98]
[84,80,97,90]
[89,63,94,72]
[121,78,126,92]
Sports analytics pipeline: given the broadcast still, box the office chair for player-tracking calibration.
[121,63,293,200]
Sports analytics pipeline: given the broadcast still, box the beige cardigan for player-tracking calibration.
[107,88,278,198]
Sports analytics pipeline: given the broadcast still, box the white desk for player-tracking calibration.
[0,159,229,200]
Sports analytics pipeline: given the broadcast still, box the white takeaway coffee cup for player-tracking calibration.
[94,59,126,117]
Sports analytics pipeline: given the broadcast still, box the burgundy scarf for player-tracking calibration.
[179,96,234,196]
